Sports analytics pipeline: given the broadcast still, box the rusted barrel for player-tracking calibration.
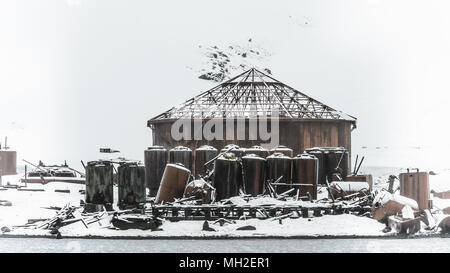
[184,178,214,203]
[266,153,292,194]
[117,162,146,207]
[213,153,242,200]
[270,145,293,157]
[242,154,266,196]
[292,153,319,199]
[194,145,217,178]
[85,161,114,205]
[155,163,191,203]
[244,145,269,158]
[169,146,192,171]
[144,146,167,197]
[220,144,245,159]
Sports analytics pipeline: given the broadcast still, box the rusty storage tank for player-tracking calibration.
[169,146,192,171]
[270,145,293,157]
[305,148,327,185]
[266,152,292,194]
[213,153,242,200]
[220,144,245,159]
[85,161,114,205]
[144,146,167,197]
[242,154,266,196]
[117,162,146,207]
[400,170,430,211]
[194,145,218,178]
[244,145,269,158]
[155,163,191,203]
[0,150,17,176]
[325,147,349,181]
[292,153,319,199]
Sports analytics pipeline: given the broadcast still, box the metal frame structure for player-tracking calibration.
[149,68,356,124]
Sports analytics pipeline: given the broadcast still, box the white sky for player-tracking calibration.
[1,0,450,170]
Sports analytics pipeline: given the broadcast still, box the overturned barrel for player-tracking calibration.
[184,178,215,203]
[270,145,293,157]
[194,145,218,178]
[242,154,266,196]
[155,163,191,203]
[220,144,245,159]
[267,153,292,194]
[144,146,167,197]
[117,162,146,207]
[85,161,114,205]
[292,153,319,200]
[169,146,192,171]
[213,153,242,200]
[244,145,269,158]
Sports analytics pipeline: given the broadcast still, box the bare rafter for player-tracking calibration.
[149,68,356,123]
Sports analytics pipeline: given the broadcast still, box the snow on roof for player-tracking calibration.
[148,68,357,124]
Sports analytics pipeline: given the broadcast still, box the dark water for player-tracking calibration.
[1,237,450,253]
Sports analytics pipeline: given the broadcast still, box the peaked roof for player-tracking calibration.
[148,68,356,125]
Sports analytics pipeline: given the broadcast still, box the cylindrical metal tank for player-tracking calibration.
[270,145,293,157]
[144,146,167,197]
[292,153,319,199]
[85,161,114,205]
[400,171,430,211]
[220,144,245,158]
[155,163,191,203]
[244,145,269,158]
[325,147,349,182]
[305,147,327,185]
[0,150,17,176]
[117,162,146,207]
[213,153,242,200]
[194,145,218,178]
[242,154,266,196]
[169,146,192,171]
[266,152,292,194]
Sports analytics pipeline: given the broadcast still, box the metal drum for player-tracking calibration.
[244,145,269,158]
[292,153,319,199]
[242,154,266,196]
[220,144,245,159]
[144,146,167,197]
[85,161,114,205]
[117,162,146,207]
[169,146,192,171]
[194,145,218,178]
[213,153,242,200]
[270,145,293,157]
[305,147,327,185]
[325,147,349,182]
[266,153,292,194]
[155,163,191,204]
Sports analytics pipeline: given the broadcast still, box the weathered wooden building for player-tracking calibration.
[147,68,356,160]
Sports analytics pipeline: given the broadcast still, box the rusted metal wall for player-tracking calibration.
[0,150,17,175]
[400,171,430,211]
[150,119,353,170]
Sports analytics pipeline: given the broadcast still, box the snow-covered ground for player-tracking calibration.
[1,166,450,239]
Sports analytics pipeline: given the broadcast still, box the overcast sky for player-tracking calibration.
[1,0,450,170]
